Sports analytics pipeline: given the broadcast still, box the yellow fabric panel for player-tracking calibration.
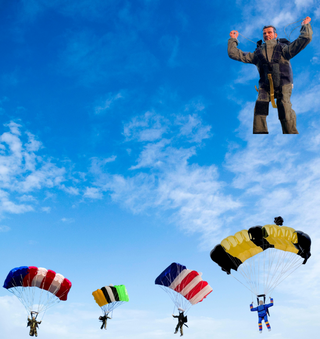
[262,225,298,254]
[221,229,262,263]
[92,289,108,307]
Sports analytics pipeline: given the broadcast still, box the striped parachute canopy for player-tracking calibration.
[210,223,311,296]
[155,263,212,313]
[92,285,129,315]
[3,266,72,317]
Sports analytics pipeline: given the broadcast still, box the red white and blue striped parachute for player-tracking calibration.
[155,263,212,313]
[3,266,71,317]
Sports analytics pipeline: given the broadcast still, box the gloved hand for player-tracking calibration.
[230,30,239,39]
[302,17,311,25]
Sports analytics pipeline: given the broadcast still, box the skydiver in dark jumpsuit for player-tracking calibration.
[250,298,274,333]
[173,311,187,336]
[228,17,313,134]
[27,313,41,337]
[99,313,111,330]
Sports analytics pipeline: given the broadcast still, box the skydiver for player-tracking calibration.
[27,312,41,337]
[99,313,111,330]
[228,17,313,134]
[172,310,188,336]
[250,297,274,333]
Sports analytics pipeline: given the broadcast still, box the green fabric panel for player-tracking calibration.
[115,285,129,302]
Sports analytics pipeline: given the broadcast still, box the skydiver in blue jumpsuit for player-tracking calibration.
[250,298,273,333]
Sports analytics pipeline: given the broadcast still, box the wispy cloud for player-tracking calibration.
[0,121,68,218]
[0,225,10,232]
[61,217,75,223]
[94,93,123,115]
[87,110,240,242]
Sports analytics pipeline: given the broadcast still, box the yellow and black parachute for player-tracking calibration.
[210,218,311,296]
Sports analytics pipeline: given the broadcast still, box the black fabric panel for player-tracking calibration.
[255,101,269,115]
[101,287,112,303]
[294,231,311,264]
[210,244,242,275]
[110,286,120,301]
[248,226,274,251]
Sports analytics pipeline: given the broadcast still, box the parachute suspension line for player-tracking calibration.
[263,248,282,295]
[267,258,302,297]
[230,272,255,294]
[266,253,302,295]
[238,32,257,45]
[264,248,288,295]
[284,18,304,41]
[264,250,302,296]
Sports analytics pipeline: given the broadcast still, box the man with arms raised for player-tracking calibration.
[228,17,312,134]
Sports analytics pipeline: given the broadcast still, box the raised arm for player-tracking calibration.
[282,17,313,60]
[265,297,274,309]
[250,302,258,312]
[228,30,256,64]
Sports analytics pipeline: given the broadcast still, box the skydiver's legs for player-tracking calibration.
[253,88,269,134]
[258,316,263,333]
[264,315,271,331]
[180,324,183,336]
[277,84,298,134]
[174,324,179,334]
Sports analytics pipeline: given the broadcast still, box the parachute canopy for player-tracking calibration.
[3,266,72,316]
[92,285,129,315]
[210,223,311,296]
[155,263,212,312]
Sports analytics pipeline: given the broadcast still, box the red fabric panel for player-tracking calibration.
[23,266,38,287]
[183,281,208,301]
[174,271,199,293]
[55,278,72,301]
[40,270,56,290]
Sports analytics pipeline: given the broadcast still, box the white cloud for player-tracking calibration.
[61,217,75,223]
[0,122,70,218]
[94,92,123,115]
[83,187,103,199]
[89,112,240,243]
[123,111,169,142]
[0,225,10,232]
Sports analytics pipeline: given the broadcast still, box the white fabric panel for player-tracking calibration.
[169,269,192,290]
[48,273,64,294]
[105,286,116,303]
[189,284,212,305]
[32,268,48,288]
[180,274,202,297]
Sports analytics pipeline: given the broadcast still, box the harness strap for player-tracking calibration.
[268,74,277,108]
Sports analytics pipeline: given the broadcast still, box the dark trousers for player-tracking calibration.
[253,84,298,134]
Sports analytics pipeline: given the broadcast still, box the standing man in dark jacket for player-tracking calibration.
[228,17,312,134]
[250,297,274,333]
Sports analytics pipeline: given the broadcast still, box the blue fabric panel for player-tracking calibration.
[155,263,186,286]
[3,266,29,289]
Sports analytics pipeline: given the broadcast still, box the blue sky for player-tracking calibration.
[0,0,319,338]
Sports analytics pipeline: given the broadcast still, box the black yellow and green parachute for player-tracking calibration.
[92,285,129,315]
[210,219,311,296]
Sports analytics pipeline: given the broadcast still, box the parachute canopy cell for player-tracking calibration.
[3,266,72,301]
[93,285,129,307]
[92,285,129,315]
[155,263,212,311]
[3,266,72,316]
[210,223,311,296]
[210,224,311,275]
